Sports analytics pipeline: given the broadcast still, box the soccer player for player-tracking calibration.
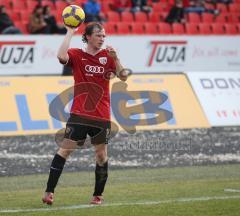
[42,22,129,205]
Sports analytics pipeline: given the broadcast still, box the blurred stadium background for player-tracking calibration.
[0,0,240,215]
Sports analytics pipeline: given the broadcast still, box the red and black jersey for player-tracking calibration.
[66,48,116,121]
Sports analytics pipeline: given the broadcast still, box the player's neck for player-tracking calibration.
[85,46,102,56]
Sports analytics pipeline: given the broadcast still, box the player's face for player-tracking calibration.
[88,28,106,50]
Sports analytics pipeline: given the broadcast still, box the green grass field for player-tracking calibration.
[0,164,240,216]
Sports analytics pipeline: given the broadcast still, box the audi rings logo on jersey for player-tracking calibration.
[85,65,105,74]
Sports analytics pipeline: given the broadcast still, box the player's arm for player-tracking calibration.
[106,46,129,82]
[57,27,76,64]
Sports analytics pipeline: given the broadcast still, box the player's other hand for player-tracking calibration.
[106,45,118,60]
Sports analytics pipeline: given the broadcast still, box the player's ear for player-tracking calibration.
[86,34,91,42]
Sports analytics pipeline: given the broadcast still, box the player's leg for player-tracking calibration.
[91,143,108,204]
[43,114,87,205]
[88,121,110,204]
[45,140,78,192]
[42,139,79,205]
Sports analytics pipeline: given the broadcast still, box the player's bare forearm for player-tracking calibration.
[106,45,129,81]
[57,27,75,63]
[114,59,128,82]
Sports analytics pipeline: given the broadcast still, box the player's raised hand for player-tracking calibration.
[106,45,118,60]
[65,25,79,35]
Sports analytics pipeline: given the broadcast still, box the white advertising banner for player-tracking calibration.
[188,72,240,126]
[0,35,240,75]
[0,37,64,75]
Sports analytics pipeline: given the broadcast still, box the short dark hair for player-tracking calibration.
[82,22,103,43]
[33,4,43,14]
[42,5,50,15]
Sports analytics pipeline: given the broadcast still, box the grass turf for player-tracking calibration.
[0,164,240,215]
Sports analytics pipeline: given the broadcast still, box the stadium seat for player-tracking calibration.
[185,23,199,35]
[75,24,86,35]
[14,21,28,34]
[11,0,27,10]
[71,0,86,6]
[160,12,168,21]
[237,24,240,33]
[198,23,212,34]
[130,23,145,34]
[121,11,134,22]
[216,3,228,13]
[215,14,227,23]
[106,11,121,22]
[26,1,39,12]
[148,12,161,23]
[229,3,240,13]
[54,1,68,11]
[159,0,169,3]
[50,8,57,18]
[103,0,115,3]
[201,13,214,23]
[157,23,171,34]
[211,23,225,34]
[229,14,240,23]
[104,23,117,34]
[134,12,148,22]
[224,24,238,35]
[152,3,166,13]
[188,13,201,23]
[55,10,63,24]
[8,11,21,22]
[115,23,131,34]
[144,23,158,34]
[41,1,55,10]
[20,12,30,23]
[172,23,185,34]
[0,0,11,9]
[101,2,111,13]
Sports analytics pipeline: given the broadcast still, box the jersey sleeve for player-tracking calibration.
[65,48,78,67]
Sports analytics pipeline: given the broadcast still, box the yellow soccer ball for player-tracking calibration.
[62,5,85,28]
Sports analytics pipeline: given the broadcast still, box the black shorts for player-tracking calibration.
[64,113,111,145]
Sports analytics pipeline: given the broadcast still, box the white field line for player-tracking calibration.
[0,153,53,159]
[0,195,240,213]
[1,153,240,162]
[224,189,240,193]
